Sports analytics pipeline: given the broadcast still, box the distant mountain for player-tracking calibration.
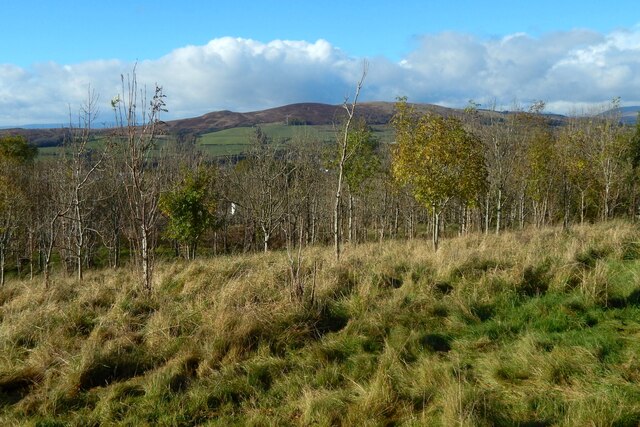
[598,106,640,125]
[165,102,400,135]
[0,123,65,130]
[0,101,567,147]
[0,127,69,147]
[3,101,611,148]
[164,101,490,137]
[617,106,640,124]
[0,121,116,130]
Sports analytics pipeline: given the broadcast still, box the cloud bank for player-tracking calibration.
[2,28,640,126]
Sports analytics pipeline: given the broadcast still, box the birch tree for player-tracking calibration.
[112,70,167,291]
[61,88,109,280]
[392,98,487,250]
[333,62,367,260]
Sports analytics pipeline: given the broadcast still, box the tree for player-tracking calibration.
[333,61,367,260]
[160,166,217,260]
[227,127,293,252]
[475,101,522,234]
[558,117,596,226]
[60,87,109,280]
[34,161,68,288]
[112,69,168,291]
[628,112,640,219]
[591,98,627,220]
[0,136,37,285]
[392,98,487,250]
[521,102,559,228]
[630,113,640,171]
[95,152,127,268]
[0,135,37,160]
[342,119,380,243]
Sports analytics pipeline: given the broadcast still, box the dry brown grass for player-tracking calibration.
[1,221,640,425]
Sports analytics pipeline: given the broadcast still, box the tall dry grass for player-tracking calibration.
[1,221,640,425]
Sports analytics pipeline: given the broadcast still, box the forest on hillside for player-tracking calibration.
[1,73,639,290]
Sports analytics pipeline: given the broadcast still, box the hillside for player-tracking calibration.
[616,106,640,125]
[2,222,640,425]
[3,102,637,149]
[0,102,445,148]
[165,102,406,135]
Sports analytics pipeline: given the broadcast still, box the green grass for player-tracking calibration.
[2,221,640,425]
[37,136,109,158]
[36,135,175,159]
[34,123,396,158]
[197,123,394,157]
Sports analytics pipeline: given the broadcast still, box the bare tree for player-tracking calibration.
[35,162,68,288]
[481,102,522,234]
[592,98,626,220]
[226,127,293,252]
[334,61,368,261]
[112,69,167,291]
[61,87,109,280]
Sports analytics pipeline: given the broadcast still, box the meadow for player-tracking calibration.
[33,124,392,159]
[1,221,640,425]
[196,123,394,157]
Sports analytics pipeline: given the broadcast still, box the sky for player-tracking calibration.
[1,0,640,126]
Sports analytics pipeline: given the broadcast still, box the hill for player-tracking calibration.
[596,106,640,125]
[165,102,407,136]
[166,101,547,136]
[4,102,637,149]
[617,106,640,125]
[0,127,69,148]
[0,102,448,148]
[2,222,640,425]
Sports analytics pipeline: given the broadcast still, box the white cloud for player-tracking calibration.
[2,29,640,126]
[137,37,361,118]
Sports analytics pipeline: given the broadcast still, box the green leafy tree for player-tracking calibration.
[391,98,487,250]
[160,167,217,260]
[0,135,37,285]
[522,103,559,228]
[0,135,37,161]
[343,120,381,192]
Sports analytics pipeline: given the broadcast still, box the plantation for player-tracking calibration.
[2,221,640,425]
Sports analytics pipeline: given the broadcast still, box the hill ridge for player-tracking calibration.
[4,102,639,147]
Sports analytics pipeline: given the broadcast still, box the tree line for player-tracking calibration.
[1,73,639,290]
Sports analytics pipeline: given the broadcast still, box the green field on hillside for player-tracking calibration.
[37,135,178,159]
[197,123,394,157]
[32,124,394,158]
[2,222,640,425]
[36,136,110,158]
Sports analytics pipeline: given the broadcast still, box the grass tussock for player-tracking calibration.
[1,221,640,425]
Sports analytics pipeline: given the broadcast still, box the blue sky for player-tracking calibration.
[2,0,640,125]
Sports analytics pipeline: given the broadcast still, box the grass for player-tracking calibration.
[37,135,174,159]
[34,123,396,159]
[2,221,640,425]
[197,123,394,157]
